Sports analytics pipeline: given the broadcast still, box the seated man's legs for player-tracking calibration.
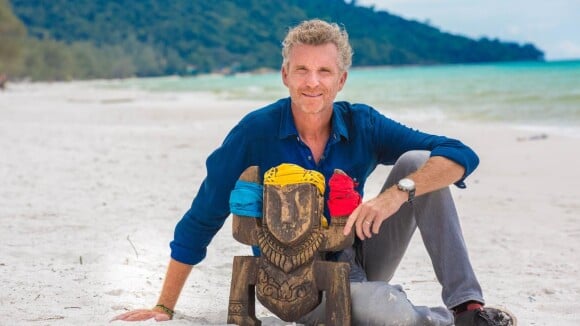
[298,282,454,326]
[362,150,484,308]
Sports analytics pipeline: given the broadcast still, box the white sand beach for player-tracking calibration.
[0,81,578,325]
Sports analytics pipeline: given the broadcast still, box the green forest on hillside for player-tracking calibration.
[1,0,544,81]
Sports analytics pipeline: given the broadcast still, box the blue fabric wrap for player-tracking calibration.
[252,245,261,257]
[229,180,263,257]
[229,180,263,218]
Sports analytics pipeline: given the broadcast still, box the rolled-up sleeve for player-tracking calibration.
[430,138,479,188]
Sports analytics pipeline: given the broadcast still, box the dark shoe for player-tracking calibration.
[454,306,516,326]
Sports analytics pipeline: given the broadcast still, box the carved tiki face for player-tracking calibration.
[263,183,321,245]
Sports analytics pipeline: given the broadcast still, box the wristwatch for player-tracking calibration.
[397,178,416,203]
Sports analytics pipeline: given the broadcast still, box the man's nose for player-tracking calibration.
[305,72,320,87]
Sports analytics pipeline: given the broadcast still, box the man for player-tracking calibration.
[113,19,515,325]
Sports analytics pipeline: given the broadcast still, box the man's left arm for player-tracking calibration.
[344,155,464,239]
[344,108,478,239]
[406,155,465,196]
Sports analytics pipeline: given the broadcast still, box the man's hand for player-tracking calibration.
[343,186,407,240]
[110,308,172,322]
[111,259,191,323]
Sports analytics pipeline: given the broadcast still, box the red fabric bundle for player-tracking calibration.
[327,170,361,217]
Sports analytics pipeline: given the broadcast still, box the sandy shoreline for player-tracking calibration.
[0,81,578,325]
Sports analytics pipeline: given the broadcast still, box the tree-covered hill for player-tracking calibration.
[0,0,26,74]
[5,0,544,80]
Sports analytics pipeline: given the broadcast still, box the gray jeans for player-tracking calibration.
[299,151,484,326]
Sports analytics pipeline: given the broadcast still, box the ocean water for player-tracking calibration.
[111,60,580,131]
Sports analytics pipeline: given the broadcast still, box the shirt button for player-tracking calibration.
[308,156,312,160]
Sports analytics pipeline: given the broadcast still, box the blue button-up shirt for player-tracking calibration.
[170,97,479,265]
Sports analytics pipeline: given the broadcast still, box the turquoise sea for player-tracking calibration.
[112,60,580,132]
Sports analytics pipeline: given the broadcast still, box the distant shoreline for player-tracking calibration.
[3,65,579,137]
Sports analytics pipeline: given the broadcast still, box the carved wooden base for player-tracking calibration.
[256,262,321,321]
[227,256,352,325]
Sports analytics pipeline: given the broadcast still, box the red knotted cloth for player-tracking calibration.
[327,169,361,217]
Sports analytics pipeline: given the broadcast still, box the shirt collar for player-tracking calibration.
[278,98,350,142]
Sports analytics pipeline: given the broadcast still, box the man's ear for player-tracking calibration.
[281,65,289,87]
[338,70,348,91]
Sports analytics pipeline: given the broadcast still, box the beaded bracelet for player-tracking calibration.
[154,304,174,319]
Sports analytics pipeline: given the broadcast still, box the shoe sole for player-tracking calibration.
[486,305,518,326]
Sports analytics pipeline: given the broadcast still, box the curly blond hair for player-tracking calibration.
[282,19,353,72]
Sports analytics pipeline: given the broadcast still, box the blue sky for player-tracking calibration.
[358,0,580,60]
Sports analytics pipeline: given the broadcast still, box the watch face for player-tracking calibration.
[399,178,415,190]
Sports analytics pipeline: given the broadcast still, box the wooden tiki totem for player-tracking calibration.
[227,166,354,326]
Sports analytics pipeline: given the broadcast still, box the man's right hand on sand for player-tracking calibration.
[110,309,171,322]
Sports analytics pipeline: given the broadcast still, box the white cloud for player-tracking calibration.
[555,41,580,59]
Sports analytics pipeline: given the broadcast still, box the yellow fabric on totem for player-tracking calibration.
[320,216,328,228]
[264,163,328,228]
[263,163,325,195]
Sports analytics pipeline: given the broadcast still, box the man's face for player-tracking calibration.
[282,43,347,115]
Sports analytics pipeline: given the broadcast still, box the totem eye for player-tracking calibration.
[270,190,281,211]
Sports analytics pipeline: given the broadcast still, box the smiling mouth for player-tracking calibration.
[302,93,322,98]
